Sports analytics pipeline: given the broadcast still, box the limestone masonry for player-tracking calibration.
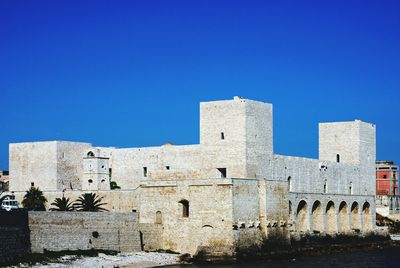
[9,97,378,256]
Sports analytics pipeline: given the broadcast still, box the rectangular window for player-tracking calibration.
[217,168,227,178]
[143,167,148,177]
[221,132,225,140]
[166,166,170,170]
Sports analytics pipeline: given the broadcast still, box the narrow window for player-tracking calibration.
[179,199,189,217]
[221,132,225,140]
[166,166,170,170]
[288,176,292,192]
[31,182,34,187]
[155,211,163,224]
[349,182,353,195]
[143,167,147,177]
[324,180,327,193]
[336,154,340,163]
[217,168,227,178]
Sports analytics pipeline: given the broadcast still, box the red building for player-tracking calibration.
[376,161,398,196]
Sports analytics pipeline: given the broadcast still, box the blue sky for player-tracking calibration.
[1,0,399,170]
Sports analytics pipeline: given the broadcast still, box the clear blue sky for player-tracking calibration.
[1,0,399,170]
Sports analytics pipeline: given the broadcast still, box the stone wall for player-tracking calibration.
[29,212,141,253]
[139,223,163,251]
[0,210,30,263]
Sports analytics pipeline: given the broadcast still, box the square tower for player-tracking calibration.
[200,96,273,178]
[319,120,376,195]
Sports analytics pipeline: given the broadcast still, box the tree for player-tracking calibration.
[49,196,74,211]
[22,187,47,211]
[74,193,108,212]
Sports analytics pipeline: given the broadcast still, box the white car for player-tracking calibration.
[1,197,20,211]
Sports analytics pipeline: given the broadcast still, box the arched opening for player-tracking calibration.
[155,211,163,224]
[326,201,337,234]
[351,202,361,231]
[338,201,350,233]
[87,151,95,157]
[179,199,189,218]
[312,201,323,233]
[296,200,309,232]
[362,202,372,231]
[288,176,292,192]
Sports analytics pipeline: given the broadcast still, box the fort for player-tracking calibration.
[8,96,378,257]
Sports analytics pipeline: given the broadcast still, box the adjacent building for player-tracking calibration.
[376,161,399,216]
[0,170,9,192]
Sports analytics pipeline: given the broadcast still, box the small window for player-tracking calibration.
[324,181,327,193]
[88,179,93,184]
[155,211,163,224]
[179,199,189,218]
[143,167,148,177]
[31,182,34,187]
[166,166,170,170]
[217,168,227,178]
[336,154,340,163]
[221,132,225,140]
[383,175,387,179]
[101,179,105,183]
[349,182,353,195]
[288,176,292,191]
[101,165,105,169]
[87,151,95,157]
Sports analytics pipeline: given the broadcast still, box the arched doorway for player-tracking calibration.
[296,200,309,232]
[362,202,372,231]
[338,201,350,233]
[326,201,337,234]
[312,201,323,233]
[351,202,361,231]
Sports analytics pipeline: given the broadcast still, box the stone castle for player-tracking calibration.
[9,96,377,256]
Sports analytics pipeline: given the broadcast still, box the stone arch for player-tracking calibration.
[362,202,372,231]
[296,200,309,232]
[312,200,323,233]
[338,201,350,233]
[155,211,162,224]
[325,201,337,234]
[351,202,361,231]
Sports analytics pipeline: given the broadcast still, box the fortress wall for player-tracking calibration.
[29,211,141,253]
[139,179,235,255]
[111,144,205,190]
[273,155,363,195]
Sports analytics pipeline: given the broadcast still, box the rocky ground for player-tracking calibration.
[8,252,180,268]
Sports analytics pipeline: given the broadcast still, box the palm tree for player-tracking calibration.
[74,193,108,212]
[49,196,74,211]
[22,187,47,211]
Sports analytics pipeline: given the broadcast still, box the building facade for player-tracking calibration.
[9,97,378,256]
[0,170,9,192]
[376,161,399,216]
